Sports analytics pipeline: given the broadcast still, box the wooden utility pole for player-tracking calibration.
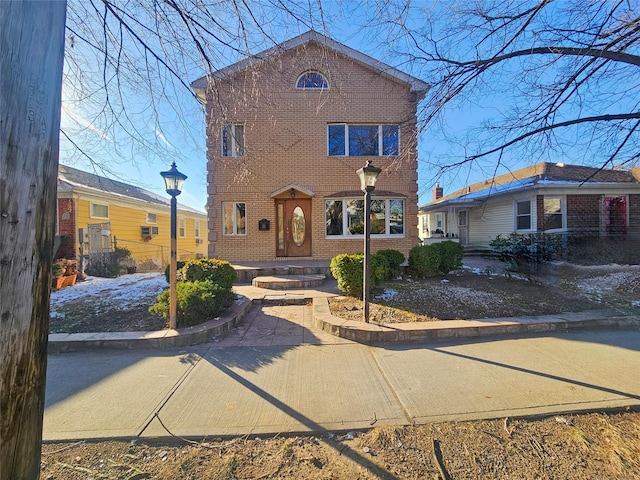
[0,2,67,479]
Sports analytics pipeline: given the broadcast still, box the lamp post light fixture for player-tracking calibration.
[356,160,381,323]
[160,162,187,330]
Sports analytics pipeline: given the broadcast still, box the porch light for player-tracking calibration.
[161,162,187,197]
[357,160,381,192]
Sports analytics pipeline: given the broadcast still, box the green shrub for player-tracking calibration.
[376,249,405,279]
[408,245,441,278]
[330,254,364,296]
[164,260,187,283]
[330,253,387,297]
[370,252,389,285]
[432,241,464,273]
[149,280,236,328]
[178,258,237,288]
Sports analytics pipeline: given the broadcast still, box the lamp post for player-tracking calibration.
[356,160,381,323]
[160,162,187,330]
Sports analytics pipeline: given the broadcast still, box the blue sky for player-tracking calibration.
[60,1,629,211]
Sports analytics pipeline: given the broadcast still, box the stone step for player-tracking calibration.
[252,274,325,290]
[234,265,331,283]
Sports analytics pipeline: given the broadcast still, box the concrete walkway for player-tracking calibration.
[44,302,640,442]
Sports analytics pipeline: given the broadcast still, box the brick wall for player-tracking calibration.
[56,197,76,259]
[566,194,601,234]
[203,41,421,262]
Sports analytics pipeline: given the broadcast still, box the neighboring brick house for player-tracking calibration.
[56,165,207,270]
[418,162,640,249]
[190,31,429,262]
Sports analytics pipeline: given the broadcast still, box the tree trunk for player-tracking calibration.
[0,2,67,479]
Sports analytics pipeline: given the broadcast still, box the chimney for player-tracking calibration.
[433,182,443,201]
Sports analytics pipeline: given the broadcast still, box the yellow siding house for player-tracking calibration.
[56,165,207,271]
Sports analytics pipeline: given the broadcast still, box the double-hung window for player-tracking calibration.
[178,218,186,238]
[221,124,244,157]
[325,198,404,237]
[223,202,246,235]
[516,200,531,230]
[328,124,399,156]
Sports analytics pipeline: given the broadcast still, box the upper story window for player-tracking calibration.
[516,200,531,230]
[222,124,244,157]
[328,124,399,156]
[146,212,157,224]
[296,71,328,89]
[194,220,201,239]
[178,218,186,238]
[90,203,109,219]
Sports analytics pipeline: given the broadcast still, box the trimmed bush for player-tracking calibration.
[164,258,237,288]
[408,245,441,278]
[330,254,364,296]
[178,258,237,288]
[330,253,387,297]
[376,249,405,279]
[409,241,464,277]
[432,241,464,273]
[149,280,235,328]
[370,252,389,285]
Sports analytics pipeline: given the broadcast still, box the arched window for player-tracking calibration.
[296,71,328,89]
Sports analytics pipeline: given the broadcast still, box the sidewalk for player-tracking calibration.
[44,302,640,442]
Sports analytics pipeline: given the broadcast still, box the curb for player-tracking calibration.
[311,297,640,343]
[47,296,640,352]
[47,298,253,353]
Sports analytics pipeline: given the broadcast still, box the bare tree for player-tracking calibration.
[0,2,66,478]
[364,0,640,186]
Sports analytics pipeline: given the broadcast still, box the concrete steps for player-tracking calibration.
[252,274,326,290]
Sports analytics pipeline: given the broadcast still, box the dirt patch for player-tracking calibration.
[330,264,640,323]
[41,411,640,479]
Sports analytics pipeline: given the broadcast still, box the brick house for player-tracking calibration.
[191,31,429,262]
[56,165,207,270]
[418,162,640,250]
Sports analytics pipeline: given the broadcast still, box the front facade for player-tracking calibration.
[419,162,640,250]
[56,165,207,270]
[191,31,428,262]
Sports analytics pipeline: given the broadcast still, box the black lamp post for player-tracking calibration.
[356,160,381,323]
[160,162,187,329]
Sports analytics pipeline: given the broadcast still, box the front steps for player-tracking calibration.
[252,274,326,290]
[233,264,331,284]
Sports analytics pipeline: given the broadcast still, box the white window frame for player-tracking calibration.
[542,196,565,232]
[296,71,329,89]
[515,199,533,231]
[194,219,201,239]
[223,202,247,236]
[90,202,109,219]
[146,212,157,224]
[221,124,244,157]
[178,218,186,238]
[324,197,405,238]
[327,124,399,157]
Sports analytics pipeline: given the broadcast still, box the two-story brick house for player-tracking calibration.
[191,31,429,262]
